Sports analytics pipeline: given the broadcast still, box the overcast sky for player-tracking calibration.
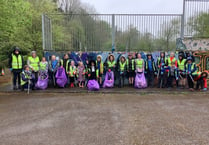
[81,0,184,14]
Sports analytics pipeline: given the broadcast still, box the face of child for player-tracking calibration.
[91,62,95,66]
[121,57,125,62]
[71,61,75,66]
[110,56,114,61]
[202,74,207,77]
[97,57,101,62]
[64,54,68,59]
[160,53,164,57]
[128,55,132,59]
[179,56,182,60]
[137,54,141,59]
[79,62,83,66]
[188,60,192,64]
[25,67,30,71]
[42,57,46,62]
[148,56,152,59]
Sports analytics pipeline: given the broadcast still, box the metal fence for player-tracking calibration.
[42,0,209,52]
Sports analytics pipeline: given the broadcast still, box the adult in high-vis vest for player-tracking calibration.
[145,53,156,88]
[118,55,126,88]
[27,51,40,83]
[60,54,70,74]
[185,57,197,91]
[96,55,104,86]
[21,65,35,91]
[177,53,187,88]
[126,53,135,86]
[9,47,24,90]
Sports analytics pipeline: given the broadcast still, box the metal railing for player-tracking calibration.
[42,0,209,52]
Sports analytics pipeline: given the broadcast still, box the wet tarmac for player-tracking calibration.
[0,91,209,145]
[1,72,209,145]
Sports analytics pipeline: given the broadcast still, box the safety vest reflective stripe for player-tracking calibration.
[135,59,144,69]
[69,66,76,77]
[185,63,197,75]
[21,71,30,86]
[28,56,39,71]
[107,61,116,68]
[119,62,126,71]
[177,59,186,71]
[168,57,176,66]
[126,59,135,70]
[40,62,47,71]
[12,54,22,69]
[96,61,104,74]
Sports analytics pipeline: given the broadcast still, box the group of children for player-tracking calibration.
[20,51,208,91]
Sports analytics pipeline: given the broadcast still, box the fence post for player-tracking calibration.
[42,14,45,51]
[181,0,186,39]
[112,14,115,53]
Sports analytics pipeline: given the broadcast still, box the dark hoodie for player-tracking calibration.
[9,47,24,70]
[145,54,156,72]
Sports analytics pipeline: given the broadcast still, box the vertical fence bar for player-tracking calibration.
[112,14,115,52]
[42,14,45,51]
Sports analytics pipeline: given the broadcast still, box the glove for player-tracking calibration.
[120,71,123,75]
[9,68,13,72]
[176,77,179,80]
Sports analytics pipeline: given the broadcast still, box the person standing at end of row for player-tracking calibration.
[9,47,24,90]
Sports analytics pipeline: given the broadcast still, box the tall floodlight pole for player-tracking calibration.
[181,0,186,39]
[112,14,115,53]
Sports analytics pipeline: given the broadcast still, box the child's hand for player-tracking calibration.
[73,72,76,75]
[108,69,111,72]
[82,72,85,75]
[88,74,91,77]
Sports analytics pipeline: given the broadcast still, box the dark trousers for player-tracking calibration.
[22,79,36,90]
[167,76,178,88]
[49,71,57,86]
[187,75,194,89]
[196,77,203,90]
[158,73,167,88]
[13,70,21,87]
[32,71,39,83]
[146,71,154,87]
[119,73,125,88]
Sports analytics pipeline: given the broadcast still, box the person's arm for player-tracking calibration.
[191,64,197,74]
[21,55,24,69]
[21,73,28,82]
[27,58,33,70]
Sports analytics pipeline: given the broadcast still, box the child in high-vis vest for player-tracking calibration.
[118,55,126,88]
[103,54,115,88]
[21,65,35,91]
[39,57,48,73]
[134,53,147,89]
[167,62,179,88]
[185,57,197,91]
[96,55,104,86]
[177,53,186,88]
[126,53,135,86]
[157,52,167,88]
[67,60,77,88]
[77,61,85,88]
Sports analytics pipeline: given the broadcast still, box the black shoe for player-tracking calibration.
[21,86,24,91]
